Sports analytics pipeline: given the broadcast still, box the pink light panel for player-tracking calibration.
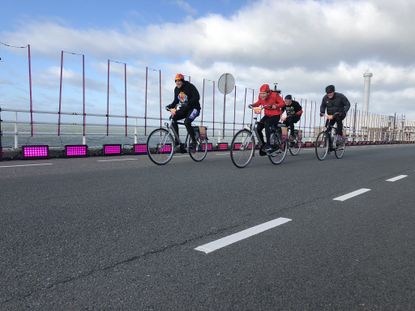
[202,143,213,151]
[22,145,49,158]
[65,145,88,157]
[233,143,253,150]
[134,144,147,154]
[217,143,229,151]
[160,144,172,153]
[103,144,122,155]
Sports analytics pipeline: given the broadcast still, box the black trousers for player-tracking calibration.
[284,115,300,134]
[172,108,200,144]
[326,114,346,136]
[256,115,280,145]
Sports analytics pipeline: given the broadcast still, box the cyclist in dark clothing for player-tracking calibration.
[320,85,350,140]
[166,73,201,152]
[282,94,303,138]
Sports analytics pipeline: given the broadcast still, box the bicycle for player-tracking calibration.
[230,106,288,168]
[282,121,302,156]
[314,114,347,161]
[146,109,208,165]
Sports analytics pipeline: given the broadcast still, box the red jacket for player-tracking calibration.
[252,91,285,117]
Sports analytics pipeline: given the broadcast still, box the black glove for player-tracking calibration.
[165,105,171,111]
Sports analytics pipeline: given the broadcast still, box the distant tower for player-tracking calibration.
[363,71,373,113]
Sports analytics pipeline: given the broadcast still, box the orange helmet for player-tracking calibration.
[175,73,184,81]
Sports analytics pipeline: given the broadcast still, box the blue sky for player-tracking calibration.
[1,0,415,122]
[1,0,248,28]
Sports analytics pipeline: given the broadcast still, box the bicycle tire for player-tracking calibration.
[268,132,288,165]
[146,128,175,165]
[186,134,208,162]
[315,131,329,161]
[230,129,255,168]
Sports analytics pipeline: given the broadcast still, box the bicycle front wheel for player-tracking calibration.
[230,129,255,168]
[289,133,302,156]
[268,133,288,165]
[147,128,175,165]
[315,131,329,161]
[335,138,346,159]
[187,134,208,162]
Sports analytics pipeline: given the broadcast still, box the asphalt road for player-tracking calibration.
[1,144,414,310]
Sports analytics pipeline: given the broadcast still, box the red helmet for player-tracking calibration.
[175,73,184,81]
[259,84,270,93]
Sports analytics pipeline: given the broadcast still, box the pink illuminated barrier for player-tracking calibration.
[103,144,122,155]
[159,144,172,153]
[217,143,229,151]
[65,145,88,157]
[134,144,147,154]
[233,143,254,150]
[22,145,49,159]
[202,143,213,151]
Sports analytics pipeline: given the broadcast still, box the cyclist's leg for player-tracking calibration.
[265,115,280,148]
[172,110,187,151]
[335,115,345,136]
[257,116,267,146]
[285,116,294,136]
[184,108,200,143]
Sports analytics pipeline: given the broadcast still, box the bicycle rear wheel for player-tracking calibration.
[230,129,255,168]
[147,128,175,165]
[335,138,346,159]
[315,131,329,161]
[288,133,302,156]
[268,133,288,165]
[187,134,208,162]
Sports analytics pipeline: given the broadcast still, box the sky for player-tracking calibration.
[1,0,415,122]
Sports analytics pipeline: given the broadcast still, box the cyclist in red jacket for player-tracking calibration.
[249,84,285,154]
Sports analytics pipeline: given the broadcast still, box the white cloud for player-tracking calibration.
[1,0,415,119]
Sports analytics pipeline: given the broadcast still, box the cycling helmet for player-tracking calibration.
[175,73,184,81]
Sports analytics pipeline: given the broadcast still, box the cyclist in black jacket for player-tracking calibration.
[166,74,201,152]
[320,85,350,141]
[282,94,303,138]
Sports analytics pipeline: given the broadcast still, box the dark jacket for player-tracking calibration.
[167,81,201,112]
[320,92,350,115]
[282,100,303,117]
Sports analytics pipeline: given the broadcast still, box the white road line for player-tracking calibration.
[333,188,371,202]
[195,217,292,254]
[97,158,138,163]
[386,175,408,182]
[0,163,53,168]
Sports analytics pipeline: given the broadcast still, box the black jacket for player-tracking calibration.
[167,81,201,112]
[320,92,350,115]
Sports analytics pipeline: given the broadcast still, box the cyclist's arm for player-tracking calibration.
[275,95,285,108]
[166,91,179,110]
[342,94,351,114]
[187,84,200,108]
[320,97,327,115]
[295,102,303,116]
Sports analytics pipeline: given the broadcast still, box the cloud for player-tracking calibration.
[1,0,415,119]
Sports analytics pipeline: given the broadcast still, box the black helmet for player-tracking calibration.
[325,85,335,93]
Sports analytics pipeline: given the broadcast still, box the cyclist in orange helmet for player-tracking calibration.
[166,73,201,152]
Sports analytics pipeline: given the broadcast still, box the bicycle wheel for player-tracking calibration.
[186,134,208,162]
[335,138,346,159]
[315,131,329,161]
[268,132,288,165]
[288,133,302,156]
[146,128,175,165]
[230,129,255,168]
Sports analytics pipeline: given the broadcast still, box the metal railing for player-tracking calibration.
[1,105,414,149]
